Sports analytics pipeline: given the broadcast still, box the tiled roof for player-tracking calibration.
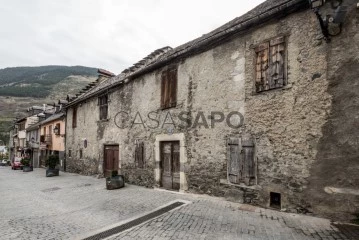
[65,46,172,107]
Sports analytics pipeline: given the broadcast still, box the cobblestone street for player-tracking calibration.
[0,166,357,240]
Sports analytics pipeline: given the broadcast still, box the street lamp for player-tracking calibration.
[309,0,348,42]
[309,0,325,9]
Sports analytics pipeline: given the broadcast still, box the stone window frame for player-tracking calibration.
[253,36,288,94]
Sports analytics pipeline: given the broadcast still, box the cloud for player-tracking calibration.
[0,0,264,74]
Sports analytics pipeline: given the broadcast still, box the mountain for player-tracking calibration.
[0,65,98,98]
[0,65,99,144]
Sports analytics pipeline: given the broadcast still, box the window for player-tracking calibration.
[227,137,255,186]
[270,192,281,209]
[72,106,77,128]
[79,149,83,159]
[99,95,108,120]
[255,36,286,93]
[68,150,72,158]
[54,123,60,135]
[48,125,52,135]
[161,67,177,109]
[19,122,25,131]
[135,141,144,168]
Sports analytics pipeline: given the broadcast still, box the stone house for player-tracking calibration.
[65,0,359,221]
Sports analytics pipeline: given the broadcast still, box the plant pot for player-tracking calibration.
[23,166,33,172]
[106,175,125,190]
[46,168,59,177]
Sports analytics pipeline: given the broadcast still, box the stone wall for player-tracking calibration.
[65,1,359,221]
[304,0,359,221]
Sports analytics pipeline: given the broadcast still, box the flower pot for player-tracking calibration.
[46,168,59,177]
[23,166,33,172]
[106,175,125,190]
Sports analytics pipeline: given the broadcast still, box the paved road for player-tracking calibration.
[0,166,356,240]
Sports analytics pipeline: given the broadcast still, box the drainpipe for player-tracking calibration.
[64,110,67,172]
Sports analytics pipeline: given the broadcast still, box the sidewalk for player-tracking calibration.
[0,166,357,240]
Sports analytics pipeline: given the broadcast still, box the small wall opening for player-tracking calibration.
[270,192,281,209]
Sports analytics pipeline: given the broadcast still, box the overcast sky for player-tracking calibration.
[0,0,264,74]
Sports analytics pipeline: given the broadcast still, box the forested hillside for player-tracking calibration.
[0,66,97,98]
[0,65,99,144]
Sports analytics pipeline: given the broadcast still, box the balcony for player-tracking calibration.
[45,134,52,145]
[27,141,40,149]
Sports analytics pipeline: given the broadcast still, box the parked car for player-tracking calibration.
[11,157,23,170]
[0,160,7,166]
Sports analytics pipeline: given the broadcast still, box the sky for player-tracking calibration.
[0,0,265,74]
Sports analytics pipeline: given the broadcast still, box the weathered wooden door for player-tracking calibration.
[104,145,119,177]
[161,141,180,190]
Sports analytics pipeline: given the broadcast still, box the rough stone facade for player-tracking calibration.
[65,1,359,221]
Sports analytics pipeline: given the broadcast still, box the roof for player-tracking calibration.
[66,46,172,107]
[15,117,27,124]
[39,113,64,125]
[65,0,308,108]
[26,122,42,132]
[98,69,115,77]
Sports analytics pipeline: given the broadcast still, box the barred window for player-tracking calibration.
[255,36,286,93]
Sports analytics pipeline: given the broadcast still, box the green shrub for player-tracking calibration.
[46,155,59,169]
[20,158,31,166]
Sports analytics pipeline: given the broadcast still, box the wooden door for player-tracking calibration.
[104,145,119,177]
[161,141,180,190]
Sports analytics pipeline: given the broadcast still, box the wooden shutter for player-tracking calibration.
[227,138,242,184]
[56,123,60,135]
[99,95,108,120]
[161,71,167,109]
[161,67,177,109]
[270,37,285,88]
[72,107,77,128]
[135,141,144,168]
[228,137,256,185]
[242,138,255,185]
[255,42,269,93]
[169,68,177,108]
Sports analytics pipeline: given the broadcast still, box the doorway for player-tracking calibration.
[160,141,180,190]
[104,145,119,177]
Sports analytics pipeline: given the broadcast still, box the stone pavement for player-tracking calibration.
[0,166,357,240]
